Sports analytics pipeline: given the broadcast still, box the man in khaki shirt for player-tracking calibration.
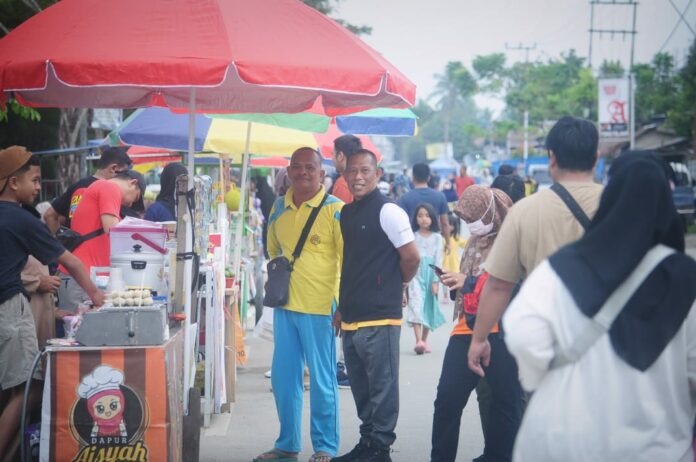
[468,116,604,376]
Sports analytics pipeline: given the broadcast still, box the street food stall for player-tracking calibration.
[1,2,417,461]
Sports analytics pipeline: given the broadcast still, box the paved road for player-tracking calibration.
[201,299,483,462]
[687,233,696,260]
[201,233,696,462]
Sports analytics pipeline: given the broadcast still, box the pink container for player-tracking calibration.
[110,225,168,255]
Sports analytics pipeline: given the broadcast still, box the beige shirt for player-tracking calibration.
[485,181,604,283]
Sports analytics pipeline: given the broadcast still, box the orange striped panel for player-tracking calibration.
[54,351,80,461]
[145,348,168,461]
[100,348,125,373]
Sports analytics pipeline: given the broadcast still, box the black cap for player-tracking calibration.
[117,169,146,194]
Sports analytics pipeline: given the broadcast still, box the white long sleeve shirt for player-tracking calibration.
[503,260,696,462]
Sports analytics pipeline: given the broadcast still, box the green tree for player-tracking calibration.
[669,39,696,140]
[632,52,679,126]
[430,61,477,146]
[599,60,625,78]
[472,53,506,93]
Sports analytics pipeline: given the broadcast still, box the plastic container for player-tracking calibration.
[110,225,168,255]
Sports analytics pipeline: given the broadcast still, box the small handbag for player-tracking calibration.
[263,193,328,307]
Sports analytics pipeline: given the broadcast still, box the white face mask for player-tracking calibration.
[466,192,495,236]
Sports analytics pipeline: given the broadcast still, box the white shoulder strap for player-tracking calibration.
[549,244,675,370]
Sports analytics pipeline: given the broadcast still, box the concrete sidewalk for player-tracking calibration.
[201,300,484,462]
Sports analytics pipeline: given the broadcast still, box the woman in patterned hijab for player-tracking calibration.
[446,185,512,319]
[431,184,522,462]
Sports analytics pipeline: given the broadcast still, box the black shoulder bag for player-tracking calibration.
[550,183,591,230]
[56,226,104,252]
[263,193,328,307]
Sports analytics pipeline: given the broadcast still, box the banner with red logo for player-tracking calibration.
[40,332,183,462]
[598,77,630,137]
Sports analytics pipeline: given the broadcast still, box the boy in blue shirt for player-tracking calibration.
[0,146,104,457]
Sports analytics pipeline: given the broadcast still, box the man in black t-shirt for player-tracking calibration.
[44,146,132,233]
[0,146,104,457]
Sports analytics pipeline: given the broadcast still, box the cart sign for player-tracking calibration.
[41,333,184,462]
[598,78,630,136]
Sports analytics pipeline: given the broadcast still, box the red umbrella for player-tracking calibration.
[126,146,181,164]
[250,157,290,168]
[315,124,382,162]
[0,0,413,414]
[0,0,415,115]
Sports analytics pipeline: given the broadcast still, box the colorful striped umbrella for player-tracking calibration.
[111,107,385,160]
[211,104,417,137]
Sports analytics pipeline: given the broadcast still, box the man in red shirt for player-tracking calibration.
[455,164,475,198]
[57,170,144,312]
[44,147,132,233]
[331,135,363,204]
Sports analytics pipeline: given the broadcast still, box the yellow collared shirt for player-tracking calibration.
[267,186,343,315]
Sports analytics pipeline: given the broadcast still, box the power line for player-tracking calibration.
[669,0,696,36]
[660,0,694,52]
[588,0,638,69]
[505,42,537,63]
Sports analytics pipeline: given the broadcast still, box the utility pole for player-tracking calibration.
[588,0,638,70]
[506,42,536,164]
[523,110,529,168]
[589,0,638,148]
[505,42,537,63]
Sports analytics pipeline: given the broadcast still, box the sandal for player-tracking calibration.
[308,452,332,462]
[253,448,299,462]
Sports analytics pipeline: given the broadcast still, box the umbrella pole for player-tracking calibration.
[232,122,251,301]
[183,88,196,414]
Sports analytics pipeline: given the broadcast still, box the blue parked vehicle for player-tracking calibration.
[670,162,695,230]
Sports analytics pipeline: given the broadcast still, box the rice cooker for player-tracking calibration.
[110,244,165,291]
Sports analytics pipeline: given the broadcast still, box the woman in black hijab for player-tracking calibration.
[501,151,696,462]
[144,162,188,222]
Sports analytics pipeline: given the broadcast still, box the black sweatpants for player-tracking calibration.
[342,325,400,450]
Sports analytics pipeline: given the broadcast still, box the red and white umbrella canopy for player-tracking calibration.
[0,0,415,114]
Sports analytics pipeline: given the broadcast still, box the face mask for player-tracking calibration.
[466,192,495,236]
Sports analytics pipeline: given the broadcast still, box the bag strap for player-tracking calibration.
[549,244,675,370]
[81,228,105,242]
[291,193,328,263]
[550,183,591,230]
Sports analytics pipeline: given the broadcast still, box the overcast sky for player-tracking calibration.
[337,0,696,113]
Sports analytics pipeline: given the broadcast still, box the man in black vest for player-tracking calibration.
[332,150,420,462]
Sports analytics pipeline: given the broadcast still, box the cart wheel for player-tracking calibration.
[182,387,201,462]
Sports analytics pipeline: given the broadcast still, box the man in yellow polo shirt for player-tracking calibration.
[255,148,343,462]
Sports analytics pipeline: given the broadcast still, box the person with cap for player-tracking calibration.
[502,151,696,461]
[43,146,133,234]
[56,168,144,313]
[0,146,104,458]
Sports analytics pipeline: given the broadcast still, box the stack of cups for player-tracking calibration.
[107,267,125,294]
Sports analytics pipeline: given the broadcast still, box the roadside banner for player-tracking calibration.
[598,78,630,137]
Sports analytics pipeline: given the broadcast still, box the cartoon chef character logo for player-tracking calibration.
[77,366,127,438]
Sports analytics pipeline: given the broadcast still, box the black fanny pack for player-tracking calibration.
[56,226,104,252]
[263,193,328,307]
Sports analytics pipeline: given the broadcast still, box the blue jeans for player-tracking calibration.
[272,308,339,455]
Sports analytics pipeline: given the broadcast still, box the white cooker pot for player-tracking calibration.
[110,244,165,290]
